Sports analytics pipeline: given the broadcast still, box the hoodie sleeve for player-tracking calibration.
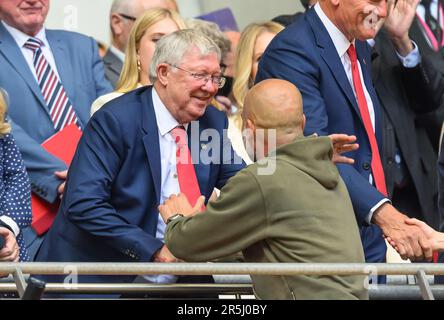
[165,169,267,262]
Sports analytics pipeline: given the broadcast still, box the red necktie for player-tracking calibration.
[170,126,205,207]
[347,44,388,197]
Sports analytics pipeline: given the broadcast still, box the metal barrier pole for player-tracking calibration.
[416,269,435,300]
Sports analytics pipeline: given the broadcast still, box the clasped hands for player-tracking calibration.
[154,194,205,263]
[374,203,435,261]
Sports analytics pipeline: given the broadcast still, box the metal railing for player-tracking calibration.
[1,262,444,300]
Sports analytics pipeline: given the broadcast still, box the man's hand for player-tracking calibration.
[372,203,432,261]
[153,245,180,263]
[384,0,420,55]
[214,96,235,115]
[158,193,205,223]
[55,170,68,199]
[0,227,19,262]
[388,218,444,253]
[328,134,359,164]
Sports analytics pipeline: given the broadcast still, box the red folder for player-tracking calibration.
[31,124,82,235]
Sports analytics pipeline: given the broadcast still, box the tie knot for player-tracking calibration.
[171,126,187,145]
[347,44,358,63]
[24,37,43,52]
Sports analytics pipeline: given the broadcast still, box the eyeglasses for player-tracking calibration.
[169,64,226,89]
[118,13,136,21]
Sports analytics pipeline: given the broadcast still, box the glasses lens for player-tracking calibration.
[217,76,226,88]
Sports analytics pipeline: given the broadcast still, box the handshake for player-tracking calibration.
[373,203,443,261]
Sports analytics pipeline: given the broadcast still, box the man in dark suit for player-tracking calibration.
[256,0,433,264]
[373,0,444,232]
[35,30,245,292]
[104,0,179,88]
[0,0,113,259]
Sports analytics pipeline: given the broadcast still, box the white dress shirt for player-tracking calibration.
[142,88,184,283]
[314,4,389,223]
[2,21,62,83]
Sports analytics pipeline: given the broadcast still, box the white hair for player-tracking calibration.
[149,29,221,83]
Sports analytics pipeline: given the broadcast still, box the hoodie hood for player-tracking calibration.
[269,135,340,189]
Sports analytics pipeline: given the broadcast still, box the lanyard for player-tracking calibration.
[416,5,444,51]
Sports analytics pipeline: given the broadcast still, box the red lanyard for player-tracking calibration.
[416,5,444,51]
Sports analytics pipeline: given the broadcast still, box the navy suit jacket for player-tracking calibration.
[35,86,245,284]
[256,8,386,261]
[0,23,113,204]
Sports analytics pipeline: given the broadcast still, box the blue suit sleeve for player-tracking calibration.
[61,110,163,262]
[9,118,67,204]
[256,39,385,225]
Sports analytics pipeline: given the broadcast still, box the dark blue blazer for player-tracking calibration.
[35,86,245,284]
[256,8,386,262]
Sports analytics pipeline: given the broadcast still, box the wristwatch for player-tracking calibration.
[166,213,184,225]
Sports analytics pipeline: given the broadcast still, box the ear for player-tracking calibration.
[157,63,170,86]
[301,114,306,132]
[110,13,124,36]
[246,118,256,134]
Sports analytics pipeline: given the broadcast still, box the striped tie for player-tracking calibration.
[24,37,79,131]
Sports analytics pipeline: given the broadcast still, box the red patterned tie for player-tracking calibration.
[24,37,79,131]
[171,126,205,207]
[347,44,388,196]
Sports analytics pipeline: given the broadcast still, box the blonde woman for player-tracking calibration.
[0,90,32,263]
[91,8,186,115]
[230,22,284,163]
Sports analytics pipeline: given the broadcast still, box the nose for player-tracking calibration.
[201,78,218,94]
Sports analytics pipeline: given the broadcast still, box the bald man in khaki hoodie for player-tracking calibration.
[159,79,368,300]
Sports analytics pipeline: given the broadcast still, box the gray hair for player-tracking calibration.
[186,19,231,60]
[149,29,221,83]
[110,0,135,15]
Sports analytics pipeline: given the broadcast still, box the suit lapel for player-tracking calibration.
[46,31,77,113]
[103,50,123,77]
[0,23,48,112]
[187,123,211,197]
[306,10,361,117]
[141,87,162,204]
[356,41,383,143]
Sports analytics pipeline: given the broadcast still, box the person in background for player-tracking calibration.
[0,0,112,260]
[159,79,367,300]
[0,89,32,264]
[104,0,180,88]
[186,18,234,113]
[91,8,186,115]
[231,21,284,163]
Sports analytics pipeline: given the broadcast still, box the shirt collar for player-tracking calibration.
[152,87,189,137]
[109,45,126,63]
[2,21,48,49]
[314,3,353,58]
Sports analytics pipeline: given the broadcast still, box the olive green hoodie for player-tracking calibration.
[165,135,368,300]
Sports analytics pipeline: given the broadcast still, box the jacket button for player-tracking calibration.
[362,163,371,170]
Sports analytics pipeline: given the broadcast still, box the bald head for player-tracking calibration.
[243,79,305,147]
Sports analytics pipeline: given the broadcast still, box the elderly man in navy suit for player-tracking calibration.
[0,0,113,259]
[256,0,433,266]
[35,30,245,293]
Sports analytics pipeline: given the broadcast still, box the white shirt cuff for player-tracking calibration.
[366,198,391,225]
[0,215,20,237]
[396,41,421,68]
